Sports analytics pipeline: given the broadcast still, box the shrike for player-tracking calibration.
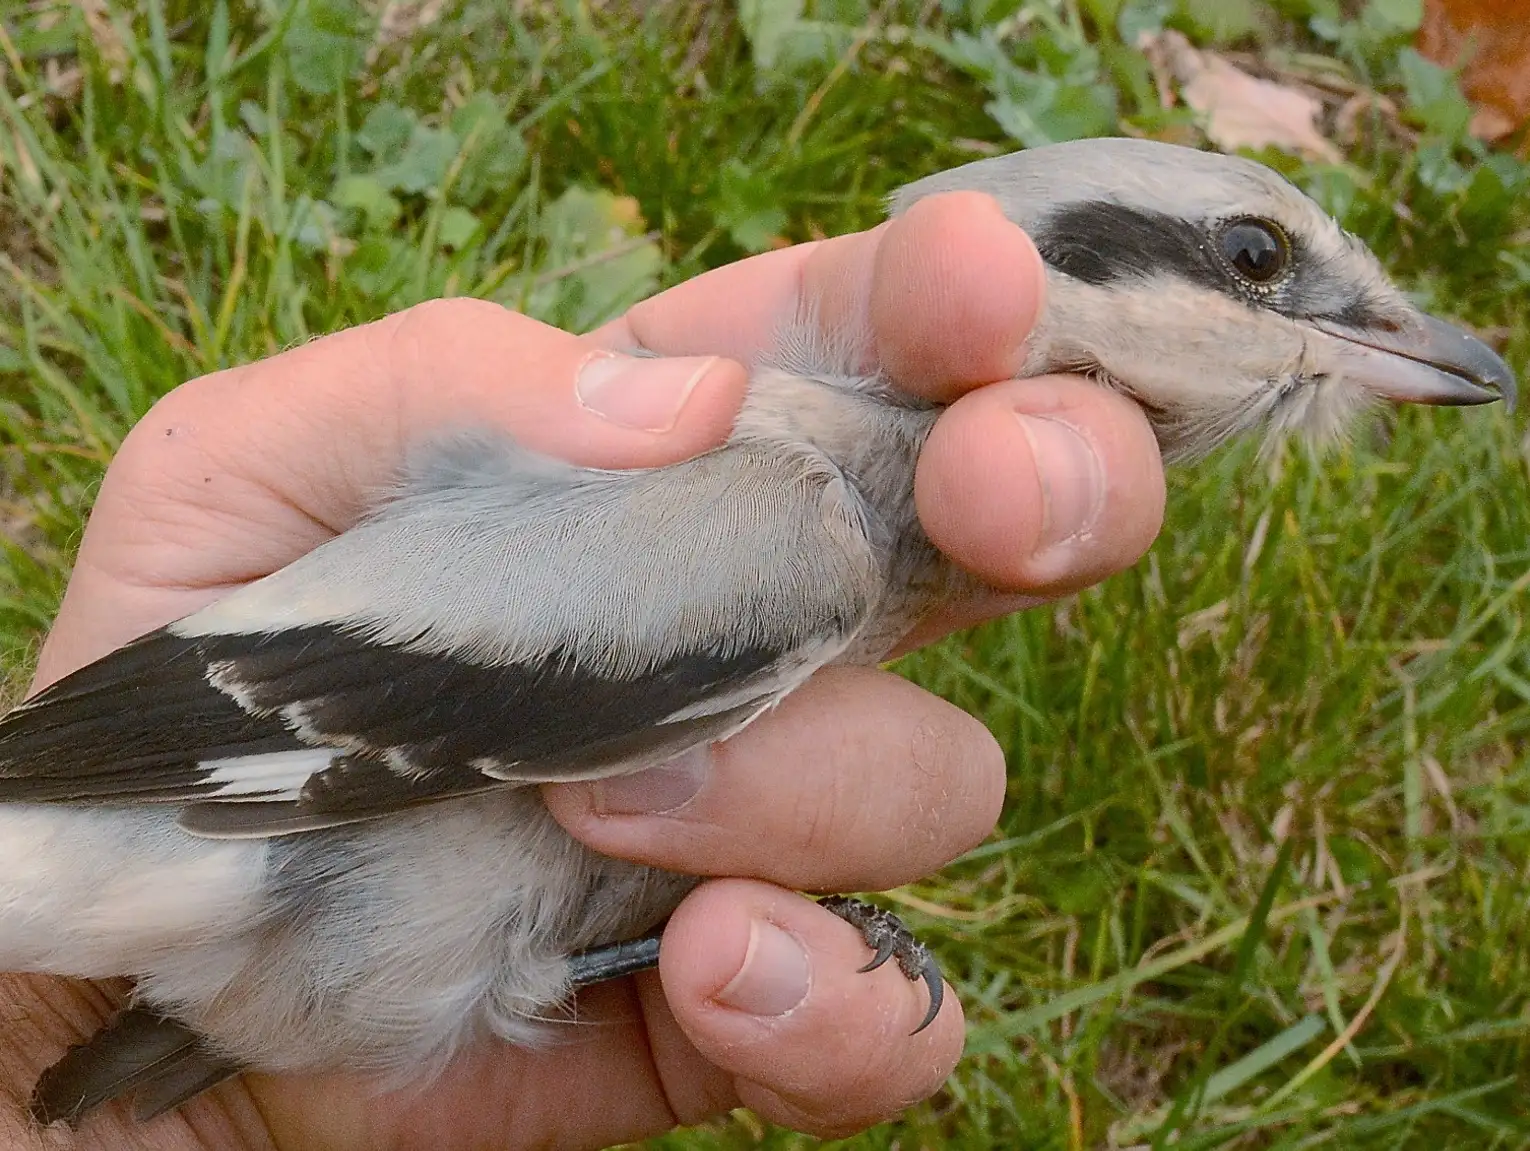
[0,137,1513,1126]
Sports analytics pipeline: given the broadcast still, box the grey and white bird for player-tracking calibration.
[0,137,1515,1126]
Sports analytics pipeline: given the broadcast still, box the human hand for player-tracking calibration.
[1,191,1165,1150]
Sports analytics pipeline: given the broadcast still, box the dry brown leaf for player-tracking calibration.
[1419,0,1530,142]
[1140,30,1342,163]
[364,0,450,68]
[372,0,449,45]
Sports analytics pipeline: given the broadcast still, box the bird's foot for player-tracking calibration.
[818,895,945,1034]
[566,897,947,1036]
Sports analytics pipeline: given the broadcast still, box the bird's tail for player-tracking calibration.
[30,1006,241,1126]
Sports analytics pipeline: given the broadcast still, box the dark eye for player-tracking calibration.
[1220,219,1290,285]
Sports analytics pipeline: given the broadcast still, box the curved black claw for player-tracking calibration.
[818,895,947,1035]
[858,935,899,974]
[913,958,945,1035]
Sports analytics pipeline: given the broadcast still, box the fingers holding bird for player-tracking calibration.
[544,666,1006,893]
[917,374,1167,601]
[597,188,1047,396]
[600,190,1168,641]
[644,879,967,1139]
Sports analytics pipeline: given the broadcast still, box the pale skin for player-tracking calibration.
[0,193,1166,1150]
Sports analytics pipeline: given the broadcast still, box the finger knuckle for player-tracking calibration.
[393,295,513,331]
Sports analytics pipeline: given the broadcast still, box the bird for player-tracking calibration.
[0,137,1515,1128]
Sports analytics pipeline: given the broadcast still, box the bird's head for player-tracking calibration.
[891,137,1517,461]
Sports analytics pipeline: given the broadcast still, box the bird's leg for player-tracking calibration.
[566,930,664,986]
[566,897,946,1035]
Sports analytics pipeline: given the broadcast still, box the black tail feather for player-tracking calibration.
[30,1006,241,1127]
[133,1051,243,1122]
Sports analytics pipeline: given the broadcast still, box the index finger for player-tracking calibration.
[591,192,1047,404]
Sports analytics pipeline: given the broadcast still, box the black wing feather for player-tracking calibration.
[212,623,783,766]
[0,620,797,832]
[0,630,305,801]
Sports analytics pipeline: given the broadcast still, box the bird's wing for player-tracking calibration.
[0,432,882,837]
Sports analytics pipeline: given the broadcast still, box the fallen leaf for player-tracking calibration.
[1418,0,1530,141]
[371,0,448,48]
[1141,30,1342,163]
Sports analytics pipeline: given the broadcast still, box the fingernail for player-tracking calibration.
[591,745,710,815]
[576,351,719,432]
[715,920,811,1017]
[1015,413,1106,550]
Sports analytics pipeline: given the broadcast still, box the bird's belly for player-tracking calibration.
[14,793,691,1075]
[0,804,268,975]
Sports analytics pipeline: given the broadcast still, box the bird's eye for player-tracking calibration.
[1220,219,1290,285]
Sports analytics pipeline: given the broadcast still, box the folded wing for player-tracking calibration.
[0,433,881,837]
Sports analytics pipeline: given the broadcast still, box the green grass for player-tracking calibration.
[3,0,1529,1146]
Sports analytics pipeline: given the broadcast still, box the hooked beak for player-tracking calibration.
[1308,313,1517,412]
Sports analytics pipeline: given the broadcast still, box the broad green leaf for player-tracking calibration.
[1175,0,1262,43]
[1398,48,1473,143]
[522,187,662,332]
[332,174,402,230]
[371,125,459,195]
[290,195,339,252]
[438,206,481,249]
[450,94,529,207]
[1365,0,1424,36]
[285,0,366,96]
[715,159,788,252]
[357,102,417,161]
[739,0,806,71]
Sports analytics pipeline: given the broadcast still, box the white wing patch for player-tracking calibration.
[199,749,339,802]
